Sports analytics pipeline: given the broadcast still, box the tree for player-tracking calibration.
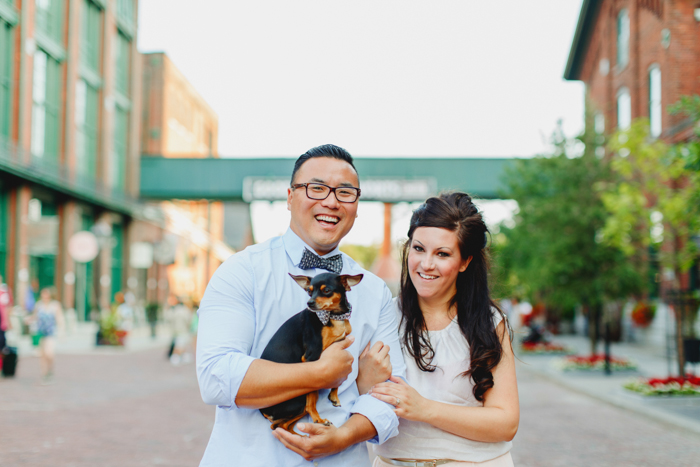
[602,111,700,376]
[495,121,643,354]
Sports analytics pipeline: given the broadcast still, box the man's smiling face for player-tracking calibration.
[287,157,360,256]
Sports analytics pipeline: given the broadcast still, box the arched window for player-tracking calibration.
[617,9,630,68]
[649,65,662,138]
[617,87,631,130]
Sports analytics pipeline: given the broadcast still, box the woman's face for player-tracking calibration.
[408,227,472,305]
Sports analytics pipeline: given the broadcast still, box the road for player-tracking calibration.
[2,349,699,466]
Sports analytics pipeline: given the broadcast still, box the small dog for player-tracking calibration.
[259,272,363,433]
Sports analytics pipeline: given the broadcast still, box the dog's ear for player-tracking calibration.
[339,274,363,291]
[289,274,312,293]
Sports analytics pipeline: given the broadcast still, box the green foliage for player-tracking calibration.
[494,121,643,312]
[339,243,380,270]
[603,119,700,275]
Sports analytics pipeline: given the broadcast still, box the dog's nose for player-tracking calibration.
[307,299,315,308]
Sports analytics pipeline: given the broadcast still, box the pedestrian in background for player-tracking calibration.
[165,295,192,366]
[117,291,135,333]
[0,274,13,350]
[26,287,64,384]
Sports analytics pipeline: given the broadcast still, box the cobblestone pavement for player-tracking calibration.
[3,349,700,466]
[511,364,700,467]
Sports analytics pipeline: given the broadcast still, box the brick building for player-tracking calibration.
[564,0,700,293]
[565,0,700,142]
[0,0,154,320]
[140,52,231,302]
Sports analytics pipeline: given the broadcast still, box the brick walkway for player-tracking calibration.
[2,348,700,466]
[512,365,700,467]
[1,349,213,467]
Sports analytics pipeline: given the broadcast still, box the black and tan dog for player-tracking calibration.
[259,272,363,433]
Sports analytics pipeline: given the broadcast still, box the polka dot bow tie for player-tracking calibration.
[299,248,343,274]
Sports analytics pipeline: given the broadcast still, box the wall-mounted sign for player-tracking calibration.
[242,177,437,203]
[130,242,154,269]
[68,231,99,263]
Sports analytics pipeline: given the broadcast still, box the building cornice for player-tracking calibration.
[564,0,601,81]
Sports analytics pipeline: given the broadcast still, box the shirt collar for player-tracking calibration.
[282,228,342,268]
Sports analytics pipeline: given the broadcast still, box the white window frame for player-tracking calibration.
[30,50,48,157]
[617,87,631,131]
[649,65,662,138]
[617,9,630,69]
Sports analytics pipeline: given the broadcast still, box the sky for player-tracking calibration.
[137,0,585,246]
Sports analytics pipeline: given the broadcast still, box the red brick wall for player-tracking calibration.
[578,0,700,140]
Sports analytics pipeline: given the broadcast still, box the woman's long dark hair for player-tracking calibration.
[399,192,511,402]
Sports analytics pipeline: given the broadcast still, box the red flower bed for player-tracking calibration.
[521,342,571,354]
[646,375,700,387]
[560,354,636,371]
[625,374,700,396]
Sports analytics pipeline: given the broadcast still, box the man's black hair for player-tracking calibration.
[291,144,358,184]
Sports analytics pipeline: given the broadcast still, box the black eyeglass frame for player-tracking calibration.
[291,182,362,203]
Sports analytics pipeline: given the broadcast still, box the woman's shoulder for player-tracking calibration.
[491,306,508,330]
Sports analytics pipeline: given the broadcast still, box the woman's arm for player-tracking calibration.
[370,321,519,443]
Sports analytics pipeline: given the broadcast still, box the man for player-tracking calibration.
[196,144,406,466]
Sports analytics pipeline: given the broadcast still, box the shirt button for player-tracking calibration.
[313,462,319,467]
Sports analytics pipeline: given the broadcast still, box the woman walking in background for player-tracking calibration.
[359,192,519,466]
[27,287,64,383]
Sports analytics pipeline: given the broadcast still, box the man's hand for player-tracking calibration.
[273,422,350,461]
[314,336,355,389]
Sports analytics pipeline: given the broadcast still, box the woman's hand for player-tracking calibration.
[369,376,430,422]
[356,341,392,395]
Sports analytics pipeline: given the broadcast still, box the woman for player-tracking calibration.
[28,287,64,383]
[359,192,518,466]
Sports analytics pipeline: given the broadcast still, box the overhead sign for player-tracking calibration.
[242,177,437,203]
[68,231,99,263]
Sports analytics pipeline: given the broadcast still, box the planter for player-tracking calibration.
[520,341,573,355]
[624,375,700,396]
[684,338,700,364]
[557,354,637,371]
[631,301,656,328]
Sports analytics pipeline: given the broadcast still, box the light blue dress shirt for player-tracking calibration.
[196,228,407,466]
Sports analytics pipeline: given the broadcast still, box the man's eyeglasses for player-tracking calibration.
[291,183,361,203]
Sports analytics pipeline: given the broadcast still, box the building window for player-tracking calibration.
[112,106,128,190]
[80,0,101,73]
[116,0,133,26]
[30,49,60,160]
[114,31,130,97]
[617,9,630,69]
[75,79,99,180]
[617,87,631,130]
[649,66,662,138]
[0,20,13,141]
[35,0,63,42]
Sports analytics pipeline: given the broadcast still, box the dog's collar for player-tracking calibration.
[312,306,352,326]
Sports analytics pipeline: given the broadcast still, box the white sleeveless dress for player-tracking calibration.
[374,300,514,466]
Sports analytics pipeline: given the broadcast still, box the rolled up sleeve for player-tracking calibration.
[352,285,407,444]
[196,254,257,409]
